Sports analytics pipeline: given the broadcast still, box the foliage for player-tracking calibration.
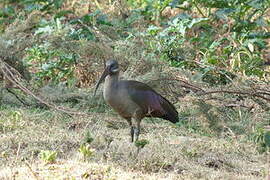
[140,0,268,84]
[0,0,66,32]
[84,131,94,144]
[128,0,173,23]
[78,144,95,161]
[0,110,24,132]
[8,110,23,122]
[1,0,268,86]
[39,150,58,163]
[1,151,9,160]
[135,139,150,149]
[25,43,77,86]
[24,16,78,86]
[135,139,150,156]
[252,127,270,153]
[69,10,113,41]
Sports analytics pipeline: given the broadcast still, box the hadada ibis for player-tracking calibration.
[94,60,179,142]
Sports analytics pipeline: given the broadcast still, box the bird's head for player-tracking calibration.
[94,59,119,96]
[105,59,120,74]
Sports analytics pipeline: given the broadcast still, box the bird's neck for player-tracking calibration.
[104,73,119,89]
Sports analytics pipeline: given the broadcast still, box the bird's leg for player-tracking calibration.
[131,126,134,143]
[132,110,143,142]
[134,118,141,142]
[127,119,134,142]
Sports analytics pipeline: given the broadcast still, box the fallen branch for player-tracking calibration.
[151,77,270,103]
[0,60,90,116]
[151,77,205,93]
[5,88,30,106]
[201,90,270,102]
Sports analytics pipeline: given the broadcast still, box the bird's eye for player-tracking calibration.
[111,64,117,69]
[109,64,119,73]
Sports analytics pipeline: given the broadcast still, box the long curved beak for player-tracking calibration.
[94,67,109,96]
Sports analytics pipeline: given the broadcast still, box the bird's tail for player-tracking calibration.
[160,96,179,123]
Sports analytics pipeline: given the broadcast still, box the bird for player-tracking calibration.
[94,59,179,142]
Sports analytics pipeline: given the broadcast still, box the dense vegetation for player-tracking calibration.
[0,0,270,179]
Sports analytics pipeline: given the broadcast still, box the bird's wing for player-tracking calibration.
[122,80,179,123]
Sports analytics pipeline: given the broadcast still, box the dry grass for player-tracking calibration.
[0,103,268,180]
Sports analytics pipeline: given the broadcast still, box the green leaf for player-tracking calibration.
[215,8,235,20]
[169,0,186,8]
[35,25,54,35]
[207,58,218,65]
[264,131,270,147]
[0,6,15,17]
[96,14,112,26]
[248,0,264,9]
[209,41,221,50]
[255,17,267,27]
[135,139,149,148]
[147,25,161,36]
[54,10,73,19]
[188,18,209,29]
[247,43,254,52]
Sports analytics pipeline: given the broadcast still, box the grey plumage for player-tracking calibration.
[95,60,179,142]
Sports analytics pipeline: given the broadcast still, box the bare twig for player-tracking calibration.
[15,142,21,162]
[24,161,40,180]
[224,103,254,110]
